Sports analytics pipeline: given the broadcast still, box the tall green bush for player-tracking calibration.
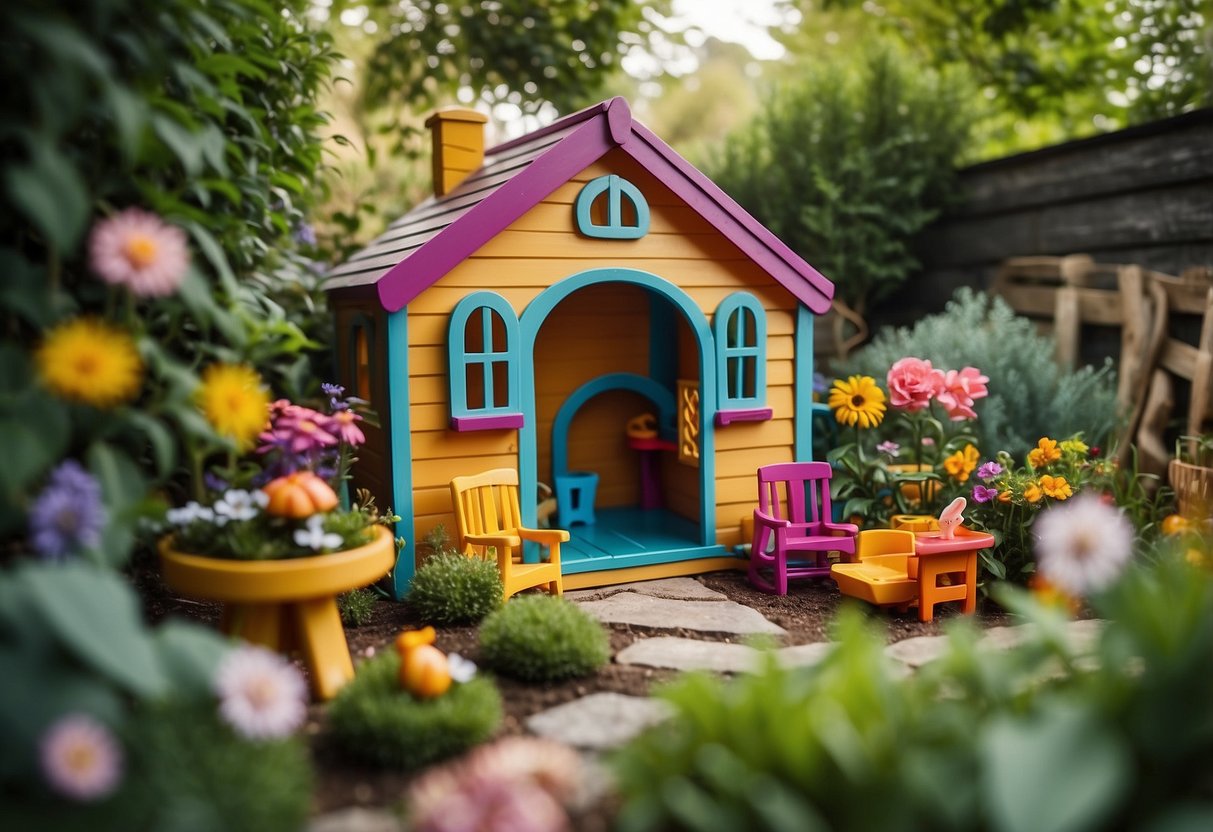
[0,0,337,562]
[843,288,1121,459]
[710,46,971,330]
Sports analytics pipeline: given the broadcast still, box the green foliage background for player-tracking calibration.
[709,47,971,319]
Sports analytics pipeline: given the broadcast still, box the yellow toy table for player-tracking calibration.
[159,525,395,700]
[832,526,994,622]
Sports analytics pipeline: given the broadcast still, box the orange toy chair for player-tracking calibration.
[830,529,919,611]
[449,468,569,600]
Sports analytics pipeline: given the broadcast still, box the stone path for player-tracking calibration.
[309,577,1105,830]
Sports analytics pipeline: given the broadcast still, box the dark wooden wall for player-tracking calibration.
[874,108,1213,327]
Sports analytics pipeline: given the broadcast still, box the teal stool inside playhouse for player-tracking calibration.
[554,471,599,526]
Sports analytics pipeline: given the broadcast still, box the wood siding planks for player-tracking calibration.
[403,147,807,549]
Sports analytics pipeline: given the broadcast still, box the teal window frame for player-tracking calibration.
[574,175,650,239]
[448,292,524,431]
[714,292,771,425]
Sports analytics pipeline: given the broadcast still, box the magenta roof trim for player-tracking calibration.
[621,123,834,314]
[369,96,835,314]
[376,113,616,311]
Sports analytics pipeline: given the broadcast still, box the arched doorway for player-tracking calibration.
[518,268,722,576]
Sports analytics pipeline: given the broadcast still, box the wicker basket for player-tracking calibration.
[1169,459,1213,520]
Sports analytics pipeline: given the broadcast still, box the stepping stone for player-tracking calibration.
[565,577,726,602]
[980,619,1105,653]
[777,642,835,669]
[526,692,672,751]
[617,636,760,673]
[617,636,835,673]
[885,635,949,668]
[309,808,402,832]
[575,592,786,636]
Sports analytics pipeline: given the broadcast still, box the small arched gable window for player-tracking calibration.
[575,175,650,239]
[713,292,772,425]
[348,315,375,403]
[448,292,524,431]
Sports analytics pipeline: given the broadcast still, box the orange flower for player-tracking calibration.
[1040,475,1073,500]
[944,443,981,482]
[1162,514,1190,536]
[1028,437,1061,469]
[1030,574,1081,615]
[1024,483,1043,503]
[997,489,1012,504]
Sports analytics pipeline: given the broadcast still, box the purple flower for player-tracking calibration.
[876,441,901,458]
[977,461,1003,482]
[203,471,229,493]
[291,222,316,247]
[972,485,1000,504]
[28,461,107,561]
[812,372,829,395]
[321,382,344,398]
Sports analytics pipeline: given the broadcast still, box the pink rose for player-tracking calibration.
[886,357,943,412]
[936,366,989,421]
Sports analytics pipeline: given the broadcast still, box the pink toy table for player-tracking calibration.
[910,527,994,622]
[628,435,676,510]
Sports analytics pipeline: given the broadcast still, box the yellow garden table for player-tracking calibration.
[160,525,395,700]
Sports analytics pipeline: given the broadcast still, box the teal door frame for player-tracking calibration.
[518,267,717,546]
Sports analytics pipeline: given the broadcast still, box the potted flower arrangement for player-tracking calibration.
[159,378,396,700]
[827,357,988,528]
[1169,434,1213,521]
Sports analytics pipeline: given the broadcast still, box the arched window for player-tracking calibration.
[448,292,524,431]
[574,175,650,239]
[714,292,771,425]
[349,317,374,402]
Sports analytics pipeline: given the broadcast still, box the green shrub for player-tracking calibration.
[479,595,610,682]
[409,552,503,626]
[844,288,1120,458]
[328,653,502,771]
[338,587,379,627]
[614,555,1213,831]
[711,46,971,326]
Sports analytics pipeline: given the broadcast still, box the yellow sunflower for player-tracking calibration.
[944,443,981,482]
[828,375,887,429]
[195,363,270,450]
[35,318,143,408]
[1028,437,1061,469]
[1040,474,1073,500]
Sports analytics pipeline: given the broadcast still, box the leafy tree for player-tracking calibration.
[710,46,971,356]
[794,0,1211,154]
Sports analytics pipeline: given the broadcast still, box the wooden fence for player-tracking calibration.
[876,108,1213,329]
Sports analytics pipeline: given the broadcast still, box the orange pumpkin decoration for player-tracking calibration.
[262,471,339,519]
[395,627,452,699]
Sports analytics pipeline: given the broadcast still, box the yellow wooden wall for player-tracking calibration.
[406,148,800,551]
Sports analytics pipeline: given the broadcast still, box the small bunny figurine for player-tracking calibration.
[937,496,967,540]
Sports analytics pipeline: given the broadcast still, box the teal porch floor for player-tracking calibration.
[558,507,728,574]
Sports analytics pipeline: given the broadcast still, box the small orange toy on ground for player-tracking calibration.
[396,627,452,699]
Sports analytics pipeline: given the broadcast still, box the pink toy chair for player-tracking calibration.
[748,462,858,595]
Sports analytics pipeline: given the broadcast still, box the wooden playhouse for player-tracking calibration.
[324,97,836,598]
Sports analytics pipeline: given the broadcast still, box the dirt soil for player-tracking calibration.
[133,558,1016,822]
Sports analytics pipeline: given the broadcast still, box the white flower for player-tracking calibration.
[447,653,477,683]
[39,713,123,801]
[214,489,267,522]
[166,501,214,526]
[214,645,308,740]
[293,514,343,551]
[1034,493,1134,596]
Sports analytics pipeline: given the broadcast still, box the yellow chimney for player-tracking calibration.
[425,108,488,197]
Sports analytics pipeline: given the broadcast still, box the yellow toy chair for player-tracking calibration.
[830,529,918,609]
[449,468,568,600]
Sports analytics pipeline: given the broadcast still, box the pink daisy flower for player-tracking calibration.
[88,208,190,297]
[329,409,366,446]
[214,645,308,740]
[39,714,123,801]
